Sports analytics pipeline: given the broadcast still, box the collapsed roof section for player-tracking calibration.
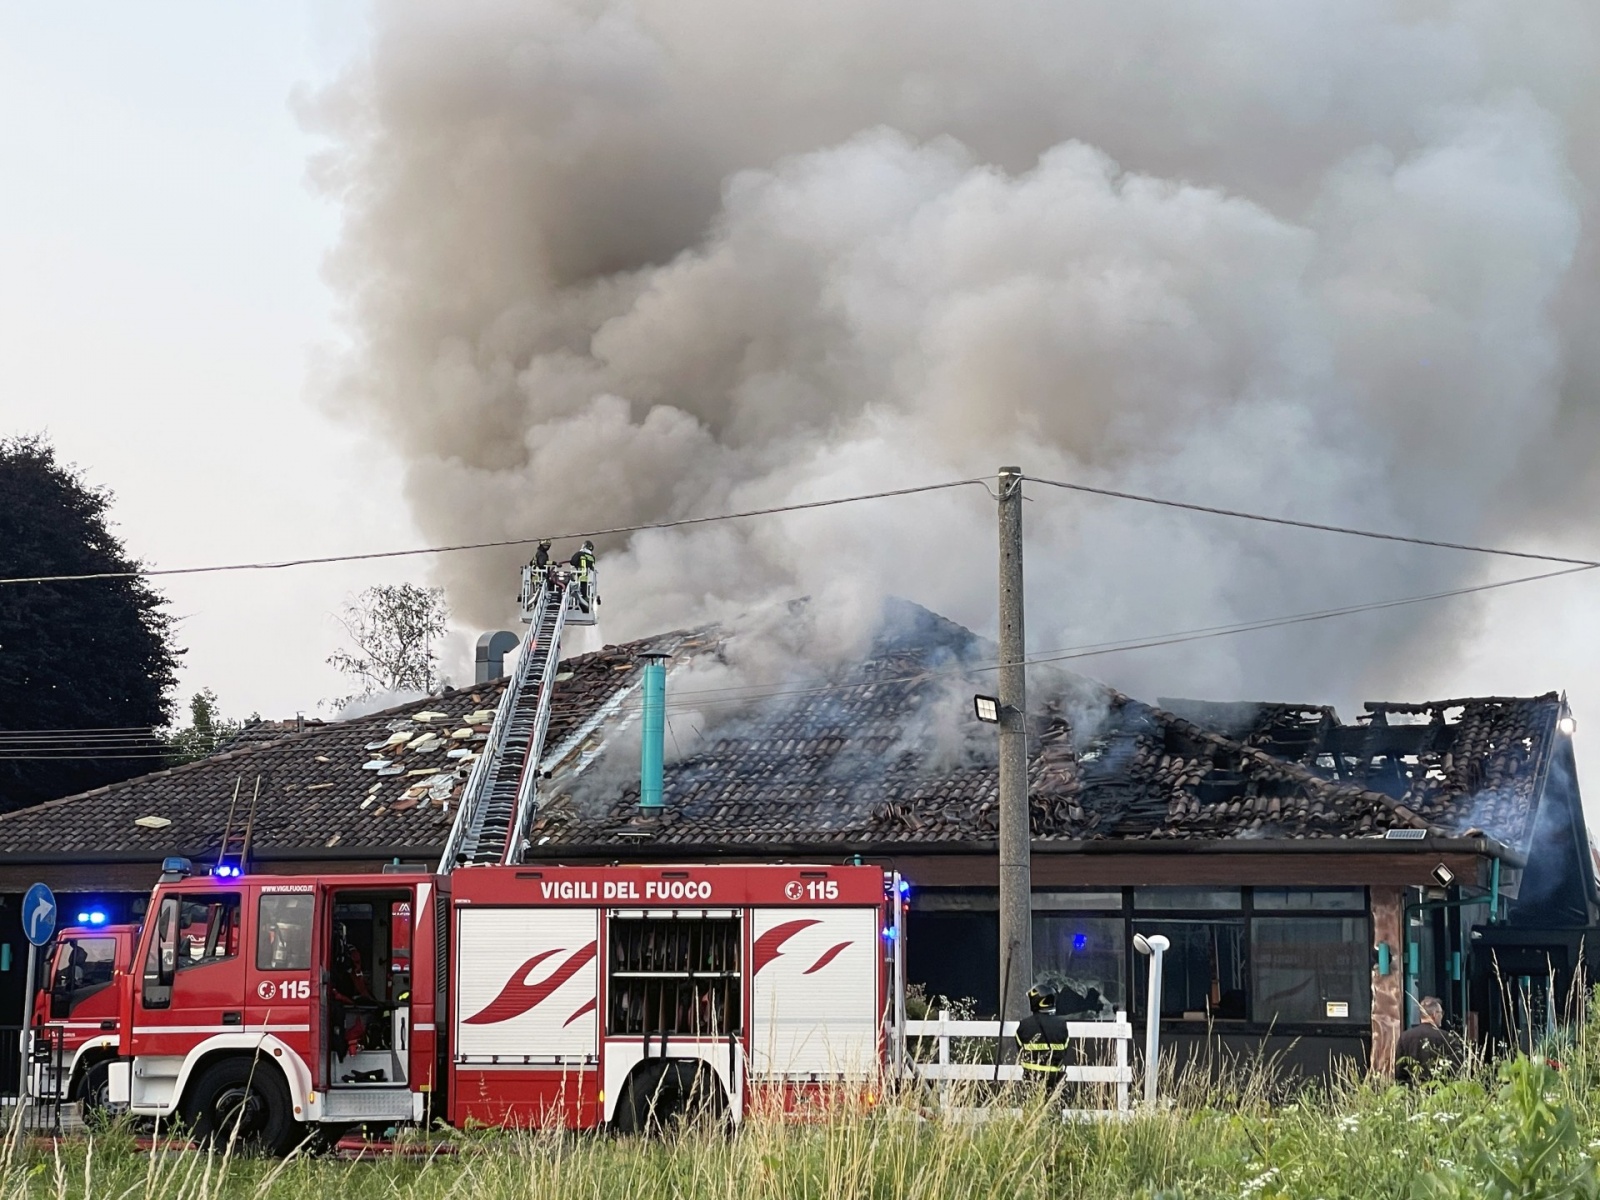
[1158,695,1567,852]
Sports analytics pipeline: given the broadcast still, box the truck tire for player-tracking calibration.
[181,1057,300,1156]
[76,1060,112,1126]
[614,1060,725,1135]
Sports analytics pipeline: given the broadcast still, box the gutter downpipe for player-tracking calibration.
[639,654,668,810]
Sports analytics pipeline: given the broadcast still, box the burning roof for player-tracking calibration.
[0,603,1571,863]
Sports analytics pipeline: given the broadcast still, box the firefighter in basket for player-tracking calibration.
[569,540,597,612]
[1015,984,1070,1089]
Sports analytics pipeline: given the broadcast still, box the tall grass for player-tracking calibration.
[10,999,1600,1199]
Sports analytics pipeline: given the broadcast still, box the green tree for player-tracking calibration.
[326,583,449,709]
[164,688,253,764]
[0,435,180,811]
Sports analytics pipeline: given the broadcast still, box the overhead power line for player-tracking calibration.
[1024,474,1600,568]
[639,562,1597,714]
[0,478,992,586]
[5,471,1596,587]
[10,565,1587,760]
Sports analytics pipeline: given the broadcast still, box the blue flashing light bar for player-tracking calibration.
[213,864,242,879]
[76,910,108,926]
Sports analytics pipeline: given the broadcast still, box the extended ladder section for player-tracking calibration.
[439,569,579,870]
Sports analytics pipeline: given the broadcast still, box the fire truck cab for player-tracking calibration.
[112,864,435,1152]
[31,921,137,1115]
[109,858,903,1151]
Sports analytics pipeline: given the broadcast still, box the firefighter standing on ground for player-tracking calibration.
[1015,985,1070,1089]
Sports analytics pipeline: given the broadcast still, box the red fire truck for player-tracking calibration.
[99,566,908,1150]
[30,921,138,1115]
[107,860,906,1152]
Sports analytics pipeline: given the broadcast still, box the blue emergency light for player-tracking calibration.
[213,864,242,879]
[76,910,108,927]
[1072,933,1089,951]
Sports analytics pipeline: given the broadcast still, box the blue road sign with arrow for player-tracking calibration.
[23,882,56,947]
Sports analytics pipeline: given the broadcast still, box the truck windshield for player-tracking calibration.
[50,937,117,1014]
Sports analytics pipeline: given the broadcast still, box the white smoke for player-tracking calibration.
[303,0,1598,709]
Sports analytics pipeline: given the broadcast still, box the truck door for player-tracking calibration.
[246,887,316,1058]
[136,890,245,1058]
[310,882,420,1123]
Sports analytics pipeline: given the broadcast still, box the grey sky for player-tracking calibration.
[1,1,1597,836]
[0,3,439,720]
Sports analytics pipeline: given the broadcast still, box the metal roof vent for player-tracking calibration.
[1383,828,1427,841]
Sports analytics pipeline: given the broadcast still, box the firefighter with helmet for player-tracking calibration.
[570,540,597,612]
[1015,984,1070,1087]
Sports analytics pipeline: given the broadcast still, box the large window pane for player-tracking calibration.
[1133,920,1248,1019]
[1253,888,1365,912]
[1033,891,1122,911]
[177,894,240,970]
[1033,915,1124,1017]
[1252,917,1370,1024]
[1133,888,1241,911]
[257,893,314,971]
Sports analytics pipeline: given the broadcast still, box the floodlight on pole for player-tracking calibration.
[1133,932,1170,1106]
[973,695,1001,724]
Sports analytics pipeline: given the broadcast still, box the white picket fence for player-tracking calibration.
[903,1009,1135,1116]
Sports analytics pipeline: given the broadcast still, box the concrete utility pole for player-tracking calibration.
[996,465,1033,1029]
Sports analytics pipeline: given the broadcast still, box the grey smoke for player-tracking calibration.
[304,0,1599,709]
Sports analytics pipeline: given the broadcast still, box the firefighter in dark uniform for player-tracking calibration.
[533,539,552,570]
[1015,985,1070,1090]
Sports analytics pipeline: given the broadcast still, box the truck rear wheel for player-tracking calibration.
[614,1060,726,1135]
[181,1058,299,1156]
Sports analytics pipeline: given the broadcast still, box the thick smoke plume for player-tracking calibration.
[306,0,1599,708]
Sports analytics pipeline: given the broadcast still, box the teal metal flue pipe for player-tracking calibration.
[639,654,668,809]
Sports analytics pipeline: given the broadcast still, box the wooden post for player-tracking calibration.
[1371,886,1403,1077]
[938,1008,950,1111]
[996,467,1032,1030]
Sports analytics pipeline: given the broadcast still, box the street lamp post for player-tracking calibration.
[1133,933,1170,1106]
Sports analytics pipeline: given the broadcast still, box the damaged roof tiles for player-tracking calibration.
[0,602,1568,863]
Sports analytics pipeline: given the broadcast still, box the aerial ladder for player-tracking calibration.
[439,560,596,869]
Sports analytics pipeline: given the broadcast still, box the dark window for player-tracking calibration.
[53,937,115,991]
[49,937,117,1017]
[1133,919,1248,1019]
[1133,888,1242,911]
[176,894,241,970]
[257,894,314,971]
[1033,915,1124,1017]
[908,911,998,1017]
[1252,917,1370,1024]
[1033,891,1122,911]
[1253,888,1365,912]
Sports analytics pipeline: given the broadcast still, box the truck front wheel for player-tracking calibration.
[181,1058,299,1156]
[75,1061,112,1126]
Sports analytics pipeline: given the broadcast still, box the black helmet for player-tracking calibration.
[1028,985,1056,1013]
[582,540,595,552]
